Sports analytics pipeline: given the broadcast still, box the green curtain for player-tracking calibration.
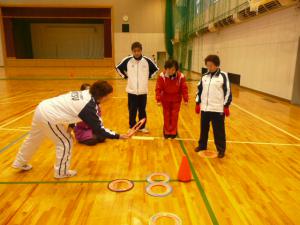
[165,0,174,58]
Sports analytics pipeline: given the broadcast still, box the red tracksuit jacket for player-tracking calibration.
[156,71,188,103]
[155,71,189,135]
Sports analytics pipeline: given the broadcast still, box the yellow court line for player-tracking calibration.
[112,95,154,99]
[232,103,300,142]
[179,113,250,225]
[0,128,29,132]
[0,109,35,128]
[131,136,300,147]
[0,92,45,103]
[204,159,250,224]
[170,141,201,225]
[0,99,40,104]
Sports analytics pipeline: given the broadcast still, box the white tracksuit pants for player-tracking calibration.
[14,105,73,176]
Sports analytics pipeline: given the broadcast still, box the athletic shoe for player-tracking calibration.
[194,146,207,152]
[139,128,149,133]
[54,170,77,179]
[170,134,177,139]
[12,162,32,171]
[218,151,225,158]
[164,134,171,139]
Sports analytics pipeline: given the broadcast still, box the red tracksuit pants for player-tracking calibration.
[162,101,181,135]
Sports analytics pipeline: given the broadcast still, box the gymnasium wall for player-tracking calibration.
[31,23,104,59]
[0,27,4,66]
[192,6,300,100]
[0,0,166,65]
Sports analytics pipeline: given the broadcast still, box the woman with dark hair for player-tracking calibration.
[195,55,232,158]
[156,59,189,138]
[73,83,106,146]
[12,81,129,178]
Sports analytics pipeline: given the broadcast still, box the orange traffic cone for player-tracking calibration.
[178,156,192,182]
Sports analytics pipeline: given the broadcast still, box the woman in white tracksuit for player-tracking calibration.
[12,81,129,178]
[195,55,232,158]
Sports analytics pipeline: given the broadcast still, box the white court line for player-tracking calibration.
[0,99,40,104]
[112,95,154,99]
[232,103,300,142]
[0,128,29,132]
[131,136,300,147]
[0,109,35,128]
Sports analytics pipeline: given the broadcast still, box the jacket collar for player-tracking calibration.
[209,68,221,76]
[163,70,180,80]
[133,55,143,61]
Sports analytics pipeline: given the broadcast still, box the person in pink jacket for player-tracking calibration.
[74,83,105,146]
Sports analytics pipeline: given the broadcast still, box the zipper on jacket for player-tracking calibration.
[136,61,139,95]
[205,74,212,111]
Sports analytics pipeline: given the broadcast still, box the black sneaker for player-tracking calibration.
[164,134,171,139]
[218,151,225,158]
[170,134,177,139]
[194,146,207,152]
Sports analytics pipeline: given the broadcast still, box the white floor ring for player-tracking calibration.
[145,182,173,197]
[149,212,182,225]
[146,172,170,183]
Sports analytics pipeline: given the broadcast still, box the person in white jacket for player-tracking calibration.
[12,81,129,178]
[195,55,232,158]
[116,42,159,133]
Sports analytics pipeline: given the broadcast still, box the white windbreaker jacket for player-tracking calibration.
[195,69,232,113]
[116,55,159,95]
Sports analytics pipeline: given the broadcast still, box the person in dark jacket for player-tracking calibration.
[12,81,129,178]
[195,55,232,158]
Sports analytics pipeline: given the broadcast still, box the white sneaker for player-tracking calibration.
[139,128,149,133]
[12,162,32,171]
[54,170,77,179]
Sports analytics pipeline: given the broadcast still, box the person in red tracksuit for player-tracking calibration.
[156,59,189,139]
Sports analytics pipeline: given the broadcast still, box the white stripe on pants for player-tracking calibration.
[14,105,73,176]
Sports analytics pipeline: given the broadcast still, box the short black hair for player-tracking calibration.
[80,83,90,91]
[164,59,179,71]
[90,81,113,100]
[205,55,220,67]
[131,42,142,50]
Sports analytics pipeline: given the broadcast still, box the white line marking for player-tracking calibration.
[112,95,154,99]
[232,103,300,142]
[0,128,29,132]
[0,109,35,128]
[131,136,155,140]
[130,136,300,147]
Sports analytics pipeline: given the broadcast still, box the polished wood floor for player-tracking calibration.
[0,67,299,225]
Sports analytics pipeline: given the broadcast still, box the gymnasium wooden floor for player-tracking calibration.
[0,67,299,225]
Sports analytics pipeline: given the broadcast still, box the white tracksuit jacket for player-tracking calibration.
[195,69,232,113]
[14,90,118,176]
[116,55,159,95]
[38,90,119,139]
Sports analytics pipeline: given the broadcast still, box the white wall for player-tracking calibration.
[113,0,166,63]
[0,26,4,66]
[192,6,300,100]
[31,23,104,59]
[114,33,165,64]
